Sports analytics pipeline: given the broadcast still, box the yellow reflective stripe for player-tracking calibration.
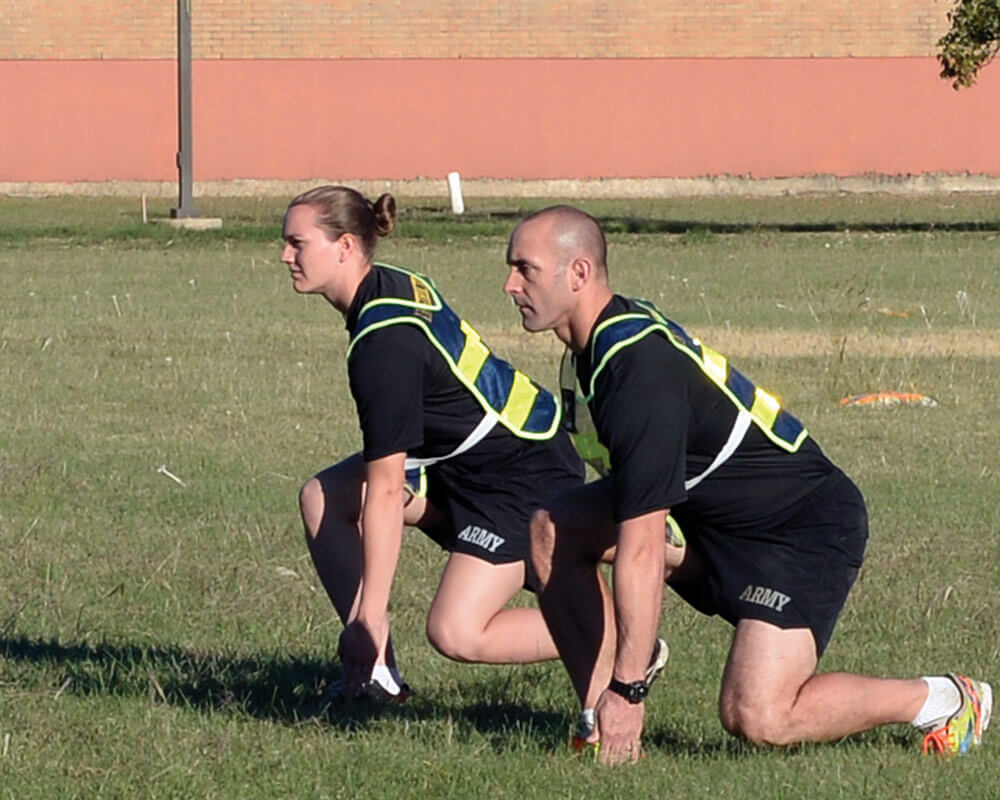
[404,466,428,498]
[456,320,490,383]
[592,308,807,457]
[572,431,611,476]
[750,387,781,429]
[666,514,686,547]
[700,344,728,384]
[501,370,537,429]
[409,274,434,307]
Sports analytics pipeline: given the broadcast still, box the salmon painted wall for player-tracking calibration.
[1,57,998,182]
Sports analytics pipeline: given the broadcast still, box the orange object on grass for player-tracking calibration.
[840,391,938,407]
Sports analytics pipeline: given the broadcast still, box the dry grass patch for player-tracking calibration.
[694,327,1000,359]
[472,326,1000,361]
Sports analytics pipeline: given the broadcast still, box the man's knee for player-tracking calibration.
[529,508,557,588]
[299,477,325,539]
[719,692,799,747]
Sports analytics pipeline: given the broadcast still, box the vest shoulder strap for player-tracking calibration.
[588,302,808,453]
[348,265,560,440]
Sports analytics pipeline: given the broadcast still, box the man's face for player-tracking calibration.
[504,218,575,334]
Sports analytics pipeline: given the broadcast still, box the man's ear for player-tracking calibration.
[569,256,593,291]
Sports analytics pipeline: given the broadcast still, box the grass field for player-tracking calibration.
[1,193,998,799]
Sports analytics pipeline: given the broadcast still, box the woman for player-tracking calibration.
[280,186,584,702]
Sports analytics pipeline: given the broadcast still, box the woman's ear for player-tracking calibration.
[337,232,358,261]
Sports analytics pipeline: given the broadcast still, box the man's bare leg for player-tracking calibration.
[530,481,620,710]
[718,619,928,745]
[532,480,695,713]
[532,480,694,710]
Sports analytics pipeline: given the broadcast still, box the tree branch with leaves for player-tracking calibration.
[938,0,1000,88]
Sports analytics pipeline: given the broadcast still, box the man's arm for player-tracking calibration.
[587,334,688,762]
[595,507,666,765]
[613,509,667,681]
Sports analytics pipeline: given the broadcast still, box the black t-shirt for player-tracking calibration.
[345,265,565,477]
[577,296,834,527]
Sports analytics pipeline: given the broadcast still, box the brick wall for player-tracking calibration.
[3,0,953,60]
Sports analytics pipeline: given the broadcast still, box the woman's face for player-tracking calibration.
[280,203,345,297]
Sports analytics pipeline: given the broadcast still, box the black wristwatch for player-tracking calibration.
[607,677,650,704]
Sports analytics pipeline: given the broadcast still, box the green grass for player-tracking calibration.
[4,192,1000,246]
[1,193,998,798]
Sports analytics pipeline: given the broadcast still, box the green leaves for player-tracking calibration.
[938,0,1000,89]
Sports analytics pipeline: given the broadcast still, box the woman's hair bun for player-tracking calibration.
[372,193,396,237]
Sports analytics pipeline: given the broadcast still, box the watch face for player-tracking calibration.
[610,678,650,703]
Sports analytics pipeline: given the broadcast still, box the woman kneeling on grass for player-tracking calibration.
[281,186,584,702]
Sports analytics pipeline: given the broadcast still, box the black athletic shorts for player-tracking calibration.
[668,467,868,655]
[414,435,584,581]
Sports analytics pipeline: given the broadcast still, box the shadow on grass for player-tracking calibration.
[595,217,1000,236]
[399,205,1000,237]
[0,634,405,730]
[644,723,915,757]
[0,635,563,740]
[4,207,998,248]
[452,701,568,751]
[0,635,917,755]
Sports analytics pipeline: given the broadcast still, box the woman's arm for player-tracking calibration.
[338,451,408,694]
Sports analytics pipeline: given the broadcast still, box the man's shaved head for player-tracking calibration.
[508,205,607,278]
[504,204,614,347]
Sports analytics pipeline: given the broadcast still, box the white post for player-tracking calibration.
[447,171,465,215]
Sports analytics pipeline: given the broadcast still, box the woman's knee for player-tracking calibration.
[301,456,365,539]
[299,477,325,539]
[425,614,478,663]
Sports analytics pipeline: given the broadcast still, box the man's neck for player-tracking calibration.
[565,285,613,354]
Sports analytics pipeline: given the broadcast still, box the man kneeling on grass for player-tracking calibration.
[502,204,992,765]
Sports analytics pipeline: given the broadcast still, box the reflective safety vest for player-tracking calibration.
[561,299,808,488]
[346,264,561,449]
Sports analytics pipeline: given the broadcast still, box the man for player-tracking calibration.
[502,204,991,765]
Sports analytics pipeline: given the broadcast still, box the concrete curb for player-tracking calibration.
[4,174,1000,199]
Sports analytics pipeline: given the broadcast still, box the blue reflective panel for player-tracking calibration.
[474,358,516,410]
[428,304,466,361]
[726,368,756,409]
[523,395,558,432]
[773,410,805,443]
[594,318,652,364]
[665,319,698,350]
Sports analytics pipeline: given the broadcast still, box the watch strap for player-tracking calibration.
[607,677,650,704]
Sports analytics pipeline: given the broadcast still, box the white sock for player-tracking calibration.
[911,676,961,729]
[370,665,403,695]
[578,708,596,739]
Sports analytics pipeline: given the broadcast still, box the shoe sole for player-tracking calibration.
[980,682,992,739]
[324,679,411,707]
[358,680,411,705]
[645,638,670,685]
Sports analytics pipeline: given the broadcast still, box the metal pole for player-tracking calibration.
[171,0,198,218]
